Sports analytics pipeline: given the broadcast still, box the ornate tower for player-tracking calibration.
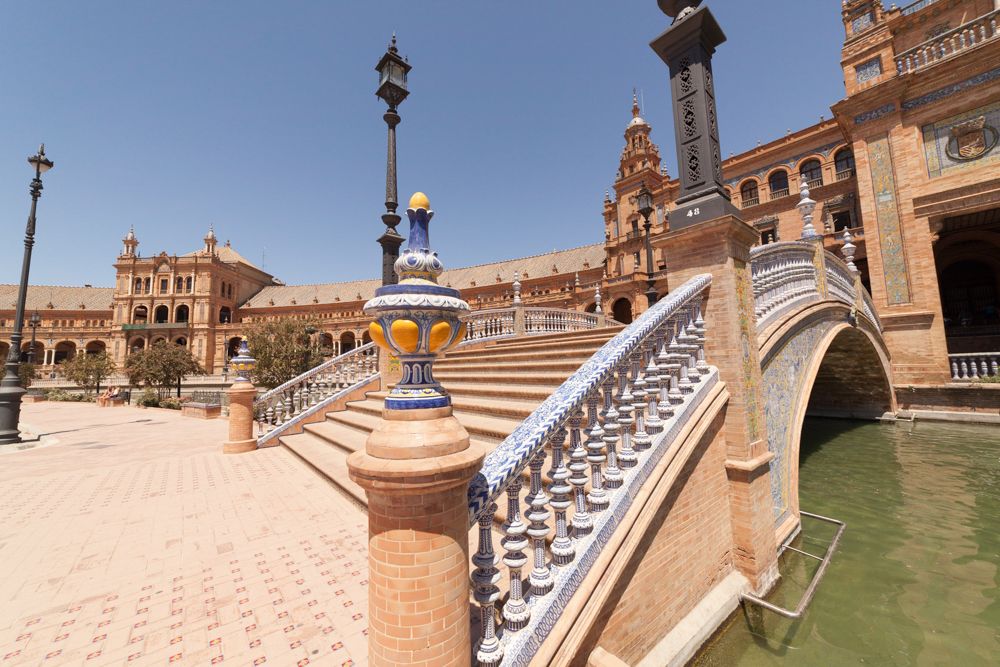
[121,226,139,258]
[619,92,662,180]
[203,226,218,255]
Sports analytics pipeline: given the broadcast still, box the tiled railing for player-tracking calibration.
[466,275,715,666]
[949,353,1000,381]
[462,309,516,344]
[861,289,881,331]
[895,9,999,75]
[524,308,601,334]
[253,342,378,445]
[750,242,820,328]
[825,255,857,307]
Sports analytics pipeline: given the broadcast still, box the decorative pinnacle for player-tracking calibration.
[632,88,640,118]
[595,285,603,314]
[797,180,818,239]
[513,271,522,305]
[230,337,256,382]
[842,228,858,273]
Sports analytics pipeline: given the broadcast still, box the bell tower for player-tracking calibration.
[121,226,139,258]
[203,225,217,255]
[618,91,662,181]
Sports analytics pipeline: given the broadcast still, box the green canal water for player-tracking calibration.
[694,417,1000,666]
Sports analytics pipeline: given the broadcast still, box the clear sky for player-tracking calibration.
[0,1,849,288]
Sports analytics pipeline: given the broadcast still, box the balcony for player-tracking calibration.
[769,188,789,200]
[741,196,760,209]
[625,230,645,241]
[900,0,939,16]
[836,168,856,181]
[121,322,190,331]
[895,9,999,75]
[805,177,823,190]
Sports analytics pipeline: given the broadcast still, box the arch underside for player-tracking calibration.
[760,306,893,538]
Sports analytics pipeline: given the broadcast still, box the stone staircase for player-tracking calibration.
[279,328,619,510]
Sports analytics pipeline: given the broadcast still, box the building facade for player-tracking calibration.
[3,0,999,394]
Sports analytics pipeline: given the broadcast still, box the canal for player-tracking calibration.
[694,417,1000,666]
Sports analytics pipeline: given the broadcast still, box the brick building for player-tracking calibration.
[3,0,999,394]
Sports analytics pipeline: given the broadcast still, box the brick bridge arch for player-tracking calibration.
[759,300,895,542]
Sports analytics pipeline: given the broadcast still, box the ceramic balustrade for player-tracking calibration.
[862,290,881,331]
[950,353,1000,381]
[824,254,857,306]
[462,308,516,343]
[525,307,601,334]
[895,9,999,75]
[749,242,819,327]
[467,274,717,666]
[253,342,378,444]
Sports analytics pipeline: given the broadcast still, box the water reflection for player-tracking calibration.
[693,418,1000,665]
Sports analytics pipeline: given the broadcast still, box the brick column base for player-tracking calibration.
[223,382,256,454]
[349,406,485,667]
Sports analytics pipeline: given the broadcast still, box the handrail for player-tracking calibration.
[750,242,820,329]
[253,343,379,444]
[466,274,715,665]
[460,306,620,346]
[740,511,845,619]
[949,352,1000,380]
[255,341,375,403]
[895,9,999,75]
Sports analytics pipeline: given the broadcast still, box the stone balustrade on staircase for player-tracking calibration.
[253,342,379,445]
[460,305,614,347]
[466,274,714,666]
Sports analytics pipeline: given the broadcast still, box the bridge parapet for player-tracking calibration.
[466,274,715,666]
[751,240,883,333]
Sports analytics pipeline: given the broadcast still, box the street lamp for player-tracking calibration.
[636,182,658,307]
[0,144,54,445]
[27,312,41,364]
[374,34,412,286]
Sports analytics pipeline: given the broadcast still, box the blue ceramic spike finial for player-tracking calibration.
[364,193,470,410]
[230,337,256,382]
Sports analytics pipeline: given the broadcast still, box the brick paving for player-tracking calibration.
[0,402,368,666]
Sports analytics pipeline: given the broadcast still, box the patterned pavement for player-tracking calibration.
[0,402,368,666]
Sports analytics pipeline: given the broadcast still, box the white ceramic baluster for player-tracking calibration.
[644,339,662,436]
[547,427,574,566]
[616,365,637,469]
[567,407,591,537]
[601,374,623,489]
[472,502,502,666]
[526,450,553,597]
[631,349,651,452]
[501,478,530,631]
[585,391,609,513]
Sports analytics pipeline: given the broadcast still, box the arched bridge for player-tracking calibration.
[751,240,893,542]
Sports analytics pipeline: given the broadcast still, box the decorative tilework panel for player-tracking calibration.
[855,103,896,126]
[902,65,1000,111]
[725,141,842,189]
[763,321,836,527]
[921,100,1000,178]
[866,135,911,305]
[852,11,874,33]
[734,260,762,440]
[855,57,883,84]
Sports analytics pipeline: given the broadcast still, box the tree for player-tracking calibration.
[60,352,117,394]
[244,319,322,388]
[125,342,205,397]
[18,362,37,390]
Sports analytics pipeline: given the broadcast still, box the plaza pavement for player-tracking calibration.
[0,402,369,666]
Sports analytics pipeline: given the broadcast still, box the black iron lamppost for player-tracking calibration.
[27,312,41,364]
[0,145,54,445]
[636,183,658,307]
[374,34,412,286]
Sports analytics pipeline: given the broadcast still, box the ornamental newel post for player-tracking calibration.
[841,228,858,273]
[513,270,526,335]
[0,144,54,446]
[797,180,820,240]
[223,337,257,454]
[348,192,484,667]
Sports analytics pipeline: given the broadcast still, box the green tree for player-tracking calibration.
[60,352,117,394]
[18,362,37,389]
[244,319,322,388]
[125,342,205,397]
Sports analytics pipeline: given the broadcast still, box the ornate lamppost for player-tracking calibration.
[27,312,41,364]
[374,34,412,286]
[636,182,658,307]
[0,145,54,446]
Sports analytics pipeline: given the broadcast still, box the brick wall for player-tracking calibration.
[806,327,894,418]
[895,383,1000,414]
[586,408,733,664]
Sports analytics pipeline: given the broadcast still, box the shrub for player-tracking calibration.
[138,388,160,407]
[160,397,183,410]
[46,389,90,402]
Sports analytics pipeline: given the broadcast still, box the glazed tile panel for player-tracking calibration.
[762,321,836,526]
[866,135,911,305]
[922,100,1000,179]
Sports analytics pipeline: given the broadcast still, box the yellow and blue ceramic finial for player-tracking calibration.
[230,336,256,382]
[408,191,430,210]
[364,192,469,410]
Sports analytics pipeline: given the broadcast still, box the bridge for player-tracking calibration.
[237,201,891,665]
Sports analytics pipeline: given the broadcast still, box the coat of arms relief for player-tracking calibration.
[946,116,999,162]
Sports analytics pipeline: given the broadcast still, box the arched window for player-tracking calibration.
[143,277,151,294]
[133,306,148,324]
[800,159,823,188]
[185,276,193,293]
[612,298,633,325]
[154,305,169,324]
[174,337,187,347]
[835,148,855,179]
[129,338,145,354]
[133,278,142,294]
[340,331,356,353]
[740,180,759,208]
[175,304,189,323]
[768,170,789,199]
[175,276,184,292]
[219,307,232,324]
[227,337,242,359]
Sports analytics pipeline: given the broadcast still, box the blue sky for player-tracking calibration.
[0,1,848,288]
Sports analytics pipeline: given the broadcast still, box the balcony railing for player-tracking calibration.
[625,230,644,241]
[741,196,760,209]
[836,168,856,181]
[949,352,999,381]
[901,0,939,16]
[121,322,190,330]
[895,9,999,75]
[804,177,823,190]
[769,188,790,200]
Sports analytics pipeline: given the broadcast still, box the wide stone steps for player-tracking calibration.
[434,370,575,386]
[435,359,591,374]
